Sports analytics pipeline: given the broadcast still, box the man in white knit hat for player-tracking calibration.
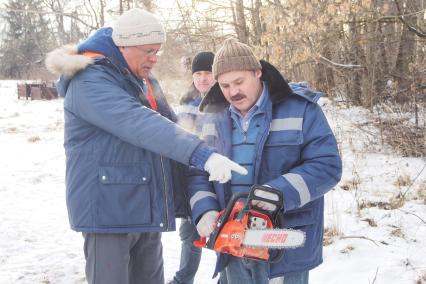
[45,9,247,284]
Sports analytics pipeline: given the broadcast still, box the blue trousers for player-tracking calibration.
[223,256,269,284]
[172,218,202,284]
[220,256,309,284]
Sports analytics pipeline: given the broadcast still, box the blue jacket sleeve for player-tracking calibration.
[187,167,220,223]
[265,102,342,212]
[66,65,208,166]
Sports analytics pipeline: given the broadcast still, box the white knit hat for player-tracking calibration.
[112,8,166,46]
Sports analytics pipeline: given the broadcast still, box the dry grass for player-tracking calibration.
[27,135,41,143]
[416,181,426,204]
[359,200,392,210]
[5,127,17,133]
[361,217,377,227]
[394,174,412,188]
[415,271,426,284]
[340,245,355,254]
[390,227,404,239]
[340,172,361,192]
[373,103,426,158]
[358,196,405,210]
[323,226,342,246]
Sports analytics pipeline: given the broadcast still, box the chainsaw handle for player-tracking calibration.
[248,184,284,221]
[248,185,286,263]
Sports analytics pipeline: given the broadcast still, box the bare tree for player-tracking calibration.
[231,0,248,43]
[393,0,419,94]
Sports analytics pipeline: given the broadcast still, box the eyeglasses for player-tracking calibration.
[133,46,163,57]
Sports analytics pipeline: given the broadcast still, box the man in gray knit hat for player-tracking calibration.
[45,10,247,284]
[187,38,342,283]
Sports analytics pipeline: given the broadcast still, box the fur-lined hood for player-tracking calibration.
[45,27,130,97]
[45,27,127,77]
[45,45,94,77]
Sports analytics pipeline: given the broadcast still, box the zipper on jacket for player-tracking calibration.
[160,156,169,230]
[253,119,271,182]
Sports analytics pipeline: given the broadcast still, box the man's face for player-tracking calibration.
[120,44,162,79]
[218,69,262,116]
[192,71,215,95]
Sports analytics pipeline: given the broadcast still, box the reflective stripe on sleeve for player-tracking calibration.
[190,191,217,209]
[282,173,310,206]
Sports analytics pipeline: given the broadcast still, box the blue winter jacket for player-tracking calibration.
[55,28,211,233]
[187,61,342,277]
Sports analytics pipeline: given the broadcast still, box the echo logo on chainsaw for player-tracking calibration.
[261,233,288,243]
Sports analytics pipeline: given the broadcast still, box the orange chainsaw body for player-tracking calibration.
[195,201,274,261]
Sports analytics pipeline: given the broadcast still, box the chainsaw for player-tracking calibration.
[193,185,305,262]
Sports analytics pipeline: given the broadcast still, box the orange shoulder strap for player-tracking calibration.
[145,80,158,111]
[81,51,105,58]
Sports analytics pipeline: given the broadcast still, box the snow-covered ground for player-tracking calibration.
[0,80,424,284]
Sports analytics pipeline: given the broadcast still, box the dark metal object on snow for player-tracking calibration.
[17,82,58,100]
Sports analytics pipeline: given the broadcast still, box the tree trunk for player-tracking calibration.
[139,0,152,11]
[233,0,248,43]
[394,0,418,94]
[347,17,365,105]
[99,0,105,27]
[250,0,262,45]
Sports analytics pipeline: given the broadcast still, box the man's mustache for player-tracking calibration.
[230,94,246,101]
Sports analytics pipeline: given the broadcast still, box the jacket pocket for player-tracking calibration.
[283,204,316,228]
[265,130,303,146]
[282,204,321,266]
[96,164,152,227]
[262,130,303,173]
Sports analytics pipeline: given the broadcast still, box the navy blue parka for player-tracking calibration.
[55,28,212,233]
[187,61,342,278]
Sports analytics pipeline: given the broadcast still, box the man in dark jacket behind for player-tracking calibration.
[45,9,246,284]
[188,38,342,283]
[168,51,215,284]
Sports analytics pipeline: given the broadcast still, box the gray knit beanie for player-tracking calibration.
[112,8,166,47]
[212,38,261,79]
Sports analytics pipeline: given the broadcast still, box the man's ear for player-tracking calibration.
[255,69,262,78]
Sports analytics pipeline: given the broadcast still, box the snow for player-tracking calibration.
[0,80,425,284]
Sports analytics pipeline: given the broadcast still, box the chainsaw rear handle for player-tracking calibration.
[248,184,284,222]
[248,185,286,263]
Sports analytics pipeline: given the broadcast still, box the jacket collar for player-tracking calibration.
[199,60,293,113]
[179,83,201,105]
